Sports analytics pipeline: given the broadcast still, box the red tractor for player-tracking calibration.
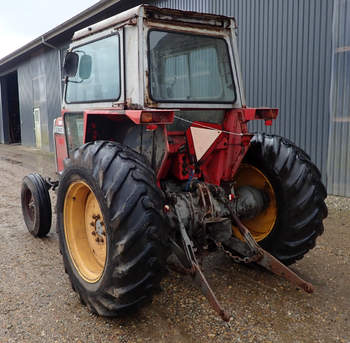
[21,6,327,321]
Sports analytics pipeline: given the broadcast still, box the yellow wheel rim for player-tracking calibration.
[233,163,277,242]
[64,181,107,283]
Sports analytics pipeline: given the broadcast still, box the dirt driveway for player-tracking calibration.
[0,144,349,343]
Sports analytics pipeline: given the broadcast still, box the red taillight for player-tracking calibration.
[141,112,153,123]
[140,111,174,124]
[256,108,279,120]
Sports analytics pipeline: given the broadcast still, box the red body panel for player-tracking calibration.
[55,107,278,183]
[169,109,251,185]
[163,108,278,185]
[53,117,68,173]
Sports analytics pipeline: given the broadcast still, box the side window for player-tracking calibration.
[64,113,84,153]
[65,34,120,103]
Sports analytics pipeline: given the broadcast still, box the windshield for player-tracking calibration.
[65,34,120,103]
[148,30,236,103]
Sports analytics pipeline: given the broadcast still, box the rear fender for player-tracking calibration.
[61,109,169,176]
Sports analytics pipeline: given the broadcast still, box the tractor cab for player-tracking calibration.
[55,5,276,177]
[62,5,243,110]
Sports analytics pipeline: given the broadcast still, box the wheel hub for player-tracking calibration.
[95,218,104,237]
[23,189,36,222]
[64,181,107,283]
[232,163,277,242]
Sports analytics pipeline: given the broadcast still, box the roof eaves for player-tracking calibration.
[0,0,124,68]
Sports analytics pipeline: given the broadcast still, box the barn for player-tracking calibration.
[0,0,349,196]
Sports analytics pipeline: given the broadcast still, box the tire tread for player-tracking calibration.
[247,133,327,265]
[57,141,168,316]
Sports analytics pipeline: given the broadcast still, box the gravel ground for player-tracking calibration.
[326,195,350,210]
[0,144,349,343]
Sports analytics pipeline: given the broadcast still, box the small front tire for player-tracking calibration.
[21,173,52,237]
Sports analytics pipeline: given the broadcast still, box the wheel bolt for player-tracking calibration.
[90,222,95,227]
[91,231,96,236]
[95,237,100,242]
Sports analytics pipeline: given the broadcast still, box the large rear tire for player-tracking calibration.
[56,141,169,316]
[234,133,328,265]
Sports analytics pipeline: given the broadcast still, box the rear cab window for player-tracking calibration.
[148,30,236,104]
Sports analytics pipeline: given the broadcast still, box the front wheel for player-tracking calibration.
[56,141,169,316]
[21,173,52,237]
[233,133,328,265]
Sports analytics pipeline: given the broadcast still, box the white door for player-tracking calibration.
[33,107,41,149]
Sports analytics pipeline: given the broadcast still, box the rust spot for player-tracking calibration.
[146,19,230,34]
[144,5,235,27]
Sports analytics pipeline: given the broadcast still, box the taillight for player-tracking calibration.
[140,111,174,124]
[125,110,175,124]
[141,112,153,123]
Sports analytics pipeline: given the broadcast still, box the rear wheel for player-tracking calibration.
[21,173,52,237]
[57,141,169,316]
[233,133,327,265]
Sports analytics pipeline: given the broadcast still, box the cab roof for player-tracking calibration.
[72,5,236,41]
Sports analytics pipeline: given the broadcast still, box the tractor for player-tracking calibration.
[21,5,327,321]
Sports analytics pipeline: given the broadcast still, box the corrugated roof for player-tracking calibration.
[0,0,144,73]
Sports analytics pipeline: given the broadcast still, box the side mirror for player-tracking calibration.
[79,55,92,80]
[63,52,79,77]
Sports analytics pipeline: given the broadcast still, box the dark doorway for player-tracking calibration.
[3,71,21,143]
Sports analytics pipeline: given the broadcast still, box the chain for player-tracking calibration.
[215,241,263,264]
[174,115,252,137]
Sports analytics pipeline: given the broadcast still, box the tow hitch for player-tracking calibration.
[228,212,314,294]
[170,189,314,322]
